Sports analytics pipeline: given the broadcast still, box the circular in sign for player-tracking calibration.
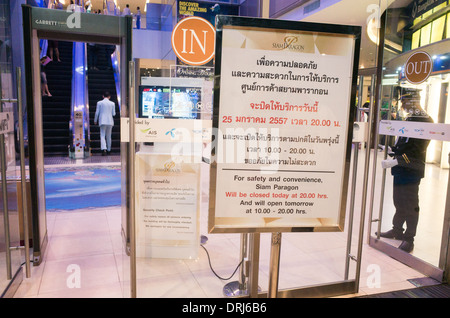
[404,51,433,84]
[171,16,215,66]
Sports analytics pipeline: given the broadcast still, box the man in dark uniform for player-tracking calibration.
[379,87,433,253]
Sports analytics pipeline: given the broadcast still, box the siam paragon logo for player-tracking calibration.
[272,36,305,52]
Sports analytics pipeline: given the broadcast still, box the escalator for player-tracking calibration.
[87,44,120,155]
[42,41,73,157]
[41,41,120,157]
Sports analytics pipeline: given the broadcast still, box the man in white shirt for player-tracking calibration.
[123,4,131,16]
[94,91,116,155]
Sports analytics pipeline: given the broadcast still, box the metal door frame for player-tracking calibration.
[21,5,132,266]
[366,12,449,282]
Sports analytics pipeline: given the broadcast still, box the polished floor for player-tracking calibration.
[14,147,446,298]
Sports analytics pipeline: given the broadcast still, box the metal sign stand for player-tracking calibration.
[268,232,282,298]
[223,233,262,297]
[223,233,249,296]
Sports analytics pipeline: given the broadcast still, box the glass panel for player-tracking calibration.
[412,30,420,50]
[0,0,22,295]
[420,22,432,46]
[430,15,445,44]
[373,0,450,270]
[133,62,215,297]
[131,0,382,297]
[447,13,450,39]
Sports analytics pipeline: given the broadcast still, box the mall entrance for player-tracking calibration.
[20,5,132,295]
[367,5,450,284]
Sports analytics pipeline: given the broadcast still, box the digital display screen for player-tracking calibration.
[139,86,201,119]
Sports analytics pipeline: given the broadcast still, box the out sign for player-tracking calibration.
[404,51,433,84]
[171,16,215,66]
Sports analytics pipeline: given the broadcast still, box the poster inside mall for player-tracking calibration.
[209,17,360,233]
[136,154,201,259]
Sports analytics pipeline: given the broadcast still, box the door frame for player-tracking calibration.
[367,11,449,283]
[21,5,132,265]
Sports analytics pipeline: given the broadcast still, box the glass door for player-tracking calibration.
[368,0,450,282]
[128,60,216,297]
[0,66,27,297]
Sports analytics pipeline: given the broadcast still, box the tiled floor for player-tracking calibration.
[13,205,427,298]
[14,148,445,298]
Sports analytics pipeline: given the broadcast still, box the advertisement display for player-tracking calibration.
[209,16,360,233]
[176,0,239,27]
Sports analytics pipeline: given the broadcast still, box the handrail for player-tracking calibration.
[111,46,121,112]
[70,42,90,158]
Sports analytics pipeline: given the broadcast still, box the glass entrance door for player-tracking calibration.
[368,0,450,282]
[0,67,27,297]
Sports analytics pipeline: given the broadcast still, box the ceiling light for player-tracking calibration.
[367,18,379,45]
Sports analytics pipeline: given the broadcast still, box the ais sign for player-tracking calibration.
[404,51,433,84]
[171,16,215,66]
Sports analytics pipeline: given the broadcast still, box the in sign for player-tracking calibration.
[171,16,215,66]
[404,51,433,84]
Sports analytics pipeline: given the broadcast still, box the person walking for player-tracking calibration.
[94,91,116,155]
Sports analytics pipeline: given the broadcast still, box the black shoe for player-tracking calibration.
[377,229,403,240]
[399,240,414,253]
[102,150,107,156]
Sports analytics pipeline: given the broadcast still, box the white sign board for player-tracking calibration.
[135,153,201,259]
[209,17,360,233]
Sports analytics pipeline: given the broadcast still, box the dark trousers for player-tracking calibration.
[392,181,420,242]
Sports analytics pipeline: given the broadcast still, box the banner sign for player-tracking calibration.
[209,16,361,233]
[409,0,448,19]
[30,6,127,37]
[120,118,212,143]
[379,120,450,141]
[177,0,239,25]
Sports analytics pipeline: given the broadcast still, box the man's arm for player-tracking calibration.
[94,101,101,124]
